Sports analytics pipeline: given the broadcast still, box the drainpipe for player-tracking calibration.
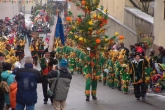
[129,0,140,9]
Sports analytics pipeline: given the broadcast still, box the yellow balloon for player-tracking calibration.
[115,32,119,36]
[75,35,79,39]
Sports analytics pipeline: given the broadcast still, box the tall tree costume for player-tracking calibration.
[40,52,58,104]
[129,52,147,100]
[85,54,101,101]
[30,40,38,65]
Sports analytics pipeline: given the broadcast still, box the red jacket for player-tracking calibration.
[9,82,17,109]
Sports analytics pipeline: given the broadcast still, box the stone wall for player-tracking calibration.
[124,7,153,41]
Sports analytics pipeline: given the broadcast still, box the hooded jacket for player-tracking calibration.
[9,82,17,109]
[15,63,42,105]
[47,68,72,101]
[1,70,15,105]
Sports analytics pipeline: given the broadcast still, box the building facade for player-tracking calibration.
[153,0,165,48]
[0,2,21,19]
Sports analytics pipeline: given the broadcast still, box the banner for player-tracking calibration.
[54,15,65,45]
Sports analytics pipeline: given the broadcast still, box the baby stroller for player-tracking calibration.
[152,64,165,93]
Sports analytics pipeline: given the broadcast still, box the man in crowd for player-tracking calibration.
[15,56,42,110]
[47,59,72,110]
[40,52,58,104]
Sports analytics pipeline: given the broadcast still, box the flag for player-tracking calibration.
[54,16,65,45]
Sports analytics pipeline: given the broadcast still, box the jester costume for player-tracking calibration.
[129,52,146,100]
[100,53,107,85]
[120,64,130,93]
[68,52,76,74]
[30,40,38,65]
[106,58,114,88]
[37,37,45,59]
[40,52,58,104]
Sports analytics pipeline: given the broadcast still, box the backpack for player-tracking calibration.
[0,75,11,93]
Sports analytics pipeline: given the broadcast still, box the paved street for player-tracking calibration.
[21,34,165,110]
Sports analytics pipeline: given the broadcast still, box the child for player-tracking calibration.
[9,78,17,110]
[12,61,21,75]
[45,32,50,44]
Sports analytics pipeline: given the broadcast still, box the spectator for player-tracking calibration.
[26,29,32,46]
[130,45,136,53]
[161,49,165,64]
[0,52,5,110]
[9,77,17,110]
[11,61,21,75]
[135,43,144,56]
[1,62,15,110]
[157,46,164,63]
[47,59,72,110]
[15,56,42,110]
[118,42,129,57]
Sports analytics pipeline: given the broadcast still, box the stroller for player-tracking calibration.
[152,64,165,93]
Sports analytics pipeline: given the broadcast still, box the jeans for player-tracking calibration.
[16,103,35,110]
[0,99,5,110]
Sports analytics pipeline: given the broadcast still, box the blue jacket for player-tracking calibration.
[1,70,15,105]
[15,63,42,105]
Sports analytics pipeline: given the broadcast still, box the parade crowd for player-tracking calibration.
[56,39,165,102]
[0,13,165,110]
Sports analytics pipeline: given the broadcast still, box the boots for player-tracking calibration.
[86,96,90,101]
[92,96,97,100]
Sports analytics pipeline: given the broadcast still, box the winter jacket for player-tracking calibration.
[9,82,17,109]
[0,62,4,100]
[15,63,42,105]
[1,70,15,105]
[47,68,72,101]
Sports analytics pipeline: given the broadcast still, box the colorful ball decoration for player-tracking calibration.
[95,38,101,44]
[82,0,86,5]
[79,37,83,41]
[115,32,119,36]
[75,35,79,39]
[119,36,124,39]
[66,17,72,21]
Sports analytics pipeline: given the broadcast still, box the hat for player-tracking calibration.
[60,59,68,67]
[13,61,21,68]
[134,52,142,57]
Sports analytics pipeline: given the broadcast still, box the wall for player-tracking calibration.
[154,0,165,48]
[0,2,20,19]
[99,0,126,23]
[97,9,137,49]
[124,7,153,37]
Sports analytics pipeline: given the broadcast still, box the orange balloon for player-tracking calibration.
[66,17,72,21]
[95,38,101,44]
[119,36,124,39]
[82,0,86,5]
